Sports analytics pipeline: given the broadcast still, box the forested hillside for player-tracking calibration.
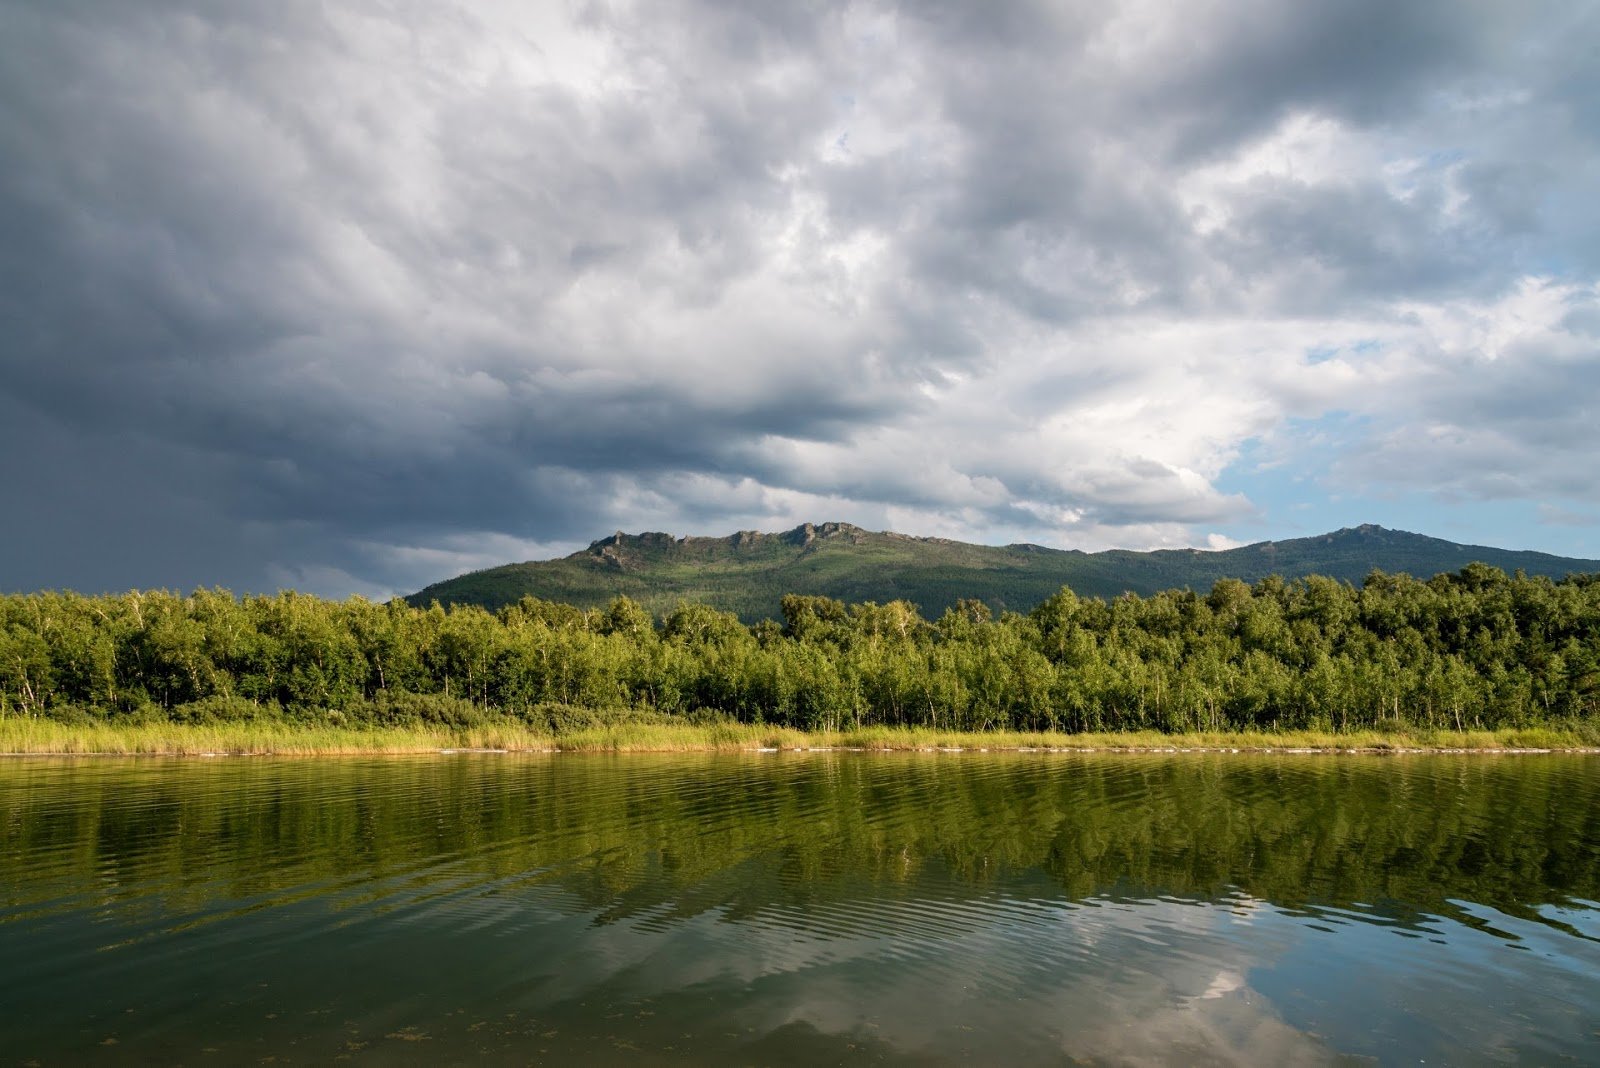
[408,522,1600,622]
[5,564,1598,735]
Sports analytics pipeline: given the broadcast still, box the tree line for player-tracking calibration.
[2,563,1597,733]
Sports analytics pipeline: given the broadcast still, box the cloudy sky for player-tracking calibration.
[3,0,1598,597]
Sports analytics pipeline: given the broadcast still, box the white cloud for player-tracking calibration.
[1,0,1596,594]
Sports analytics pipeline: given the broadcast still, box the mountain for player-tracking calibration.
[407,522,1600,622]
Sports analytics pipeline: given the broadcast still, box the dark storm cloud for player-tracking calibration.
[1,0,1597,595]
[1137,0,1519,152]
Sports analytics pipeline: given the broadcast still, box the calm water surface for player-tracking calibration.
[2,752,1597,1065]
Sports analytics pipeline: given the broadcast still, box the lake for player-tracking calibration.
[2,752,1597,1064]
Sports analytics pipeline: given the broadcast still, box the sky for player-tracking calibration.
[2,0,1598,599]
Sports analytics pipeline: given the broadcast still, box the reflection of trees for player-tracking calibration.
[3,755,1596,940]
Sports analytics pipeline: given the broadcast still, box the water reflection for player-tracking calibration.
[2,752,1597,1064]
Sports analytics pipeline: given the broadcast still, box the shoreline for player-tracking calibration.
[5,748,1596,758]
[2,719,1596,757]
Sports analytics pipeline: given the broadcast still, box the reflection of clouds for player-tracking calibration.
[490,885,1338,1065]
[1200,968,1246,999]
[749,895,1333,1066]
[1063,983,1337,1068]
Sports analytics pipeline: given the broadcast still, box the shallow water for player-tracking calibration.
[1,752,1597,1065]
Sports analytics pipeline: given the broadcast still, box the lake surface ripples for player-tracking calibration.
[2,752,1598,1065]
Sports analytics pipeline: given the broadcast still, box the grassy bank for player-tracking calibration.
[0,718,553,756]
[2,716,1597,756]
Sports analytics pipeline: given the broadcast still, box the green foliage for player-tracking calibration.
[3,564,1599,735]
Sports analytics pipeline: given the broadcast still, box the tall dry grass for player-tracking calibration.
[0,718,553,756]
[2,715,1594,756]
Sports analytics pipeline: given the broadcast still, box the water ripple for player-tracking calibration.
[2,751,1599,1064]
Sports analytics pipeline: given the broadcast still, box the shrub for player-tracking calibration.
[362,691,488,727]
[169,695,271,724]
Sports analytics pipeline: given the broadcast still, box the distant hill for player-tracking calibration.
[407,522,1600,622]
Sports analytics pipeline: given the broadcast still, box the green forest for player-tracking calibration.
[3,563,1598,735]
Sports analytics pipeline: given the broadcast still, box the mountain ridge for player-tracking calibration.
[408,522,1600,622]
